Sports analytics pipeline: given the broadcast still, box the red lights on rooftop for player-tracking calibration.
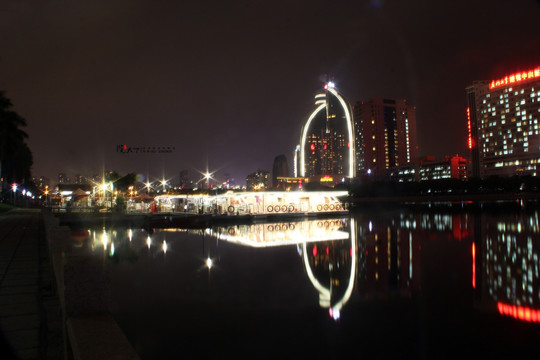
[489,66,540,90]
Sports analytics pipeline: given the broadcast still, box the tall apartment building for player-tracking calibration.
[354,98,418,180]
[467,66,540,178]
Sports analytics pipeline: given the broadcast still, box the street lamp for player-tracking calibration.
[11,183,17,204]
[161,179,168,193]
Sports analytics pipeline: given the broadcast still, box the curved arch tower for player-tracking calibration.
[300,83,355,181]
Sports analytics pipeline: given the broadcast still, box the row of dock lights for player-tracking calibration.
[10,182,35,203]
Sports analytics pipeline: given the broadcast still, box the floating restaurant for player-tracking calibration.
[153,190,349,217]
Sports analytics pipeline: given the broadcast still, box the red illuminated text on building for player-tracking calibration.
[489,66,540,90]
[467,107,473,150]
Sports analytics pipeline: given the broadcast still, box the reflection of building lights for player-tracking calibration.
[128,229,133,242]
[110,243,115,257]
[498,302,540,323]
[472,242,476,289]
[102,230,108,250]
[147,236,152,249]
[206,257,213,269]
[162,240,168,254]
[329,308,340,320]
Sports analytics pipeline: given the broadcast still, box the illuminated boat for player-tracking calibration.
[153,190,349,218]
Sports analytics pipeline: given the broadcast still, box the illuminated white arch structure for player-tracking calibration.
[300,84,355,178]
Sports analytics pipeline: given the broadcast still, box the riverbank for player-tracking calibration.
[0,209,140,359]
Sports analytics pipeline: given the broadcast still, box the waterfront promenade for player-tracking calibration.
[0,209,63,359]
[0,208,140,360]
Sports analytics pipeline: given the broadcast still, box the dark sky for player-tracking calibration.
[2,0,540,186]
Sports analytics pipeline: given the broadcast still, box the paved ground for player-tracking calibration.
[0,209,64,359]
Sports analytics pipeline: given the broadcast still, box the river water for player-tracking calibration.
[72,200,540,359]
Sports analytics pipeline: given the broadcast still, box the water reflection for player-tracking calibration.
[69,204,540,327]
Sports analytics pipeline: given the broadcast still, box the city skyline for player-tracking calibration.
[2,0,540,184]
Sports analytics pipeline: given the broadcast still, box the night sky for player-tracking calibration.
[2,0,540,186]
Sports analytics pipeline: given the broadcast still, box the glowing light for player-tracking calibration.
[489,66,540,89]
[329,307,340,320]
[312,245,318,257]
[110,242,115,257]
[102,230,108,250]
[128,229,133,242]
[206,257,213,269]
[162,240,168,254]
[147,236,152,249]
[467,107,473,150]
[327,87,355,178]
[327,81,335,88]
[472,242,476,289]
[497,302,540,323]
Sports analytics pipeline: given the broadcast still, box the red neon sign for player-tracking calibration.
[489,66,540,89]
[467,107,473,150]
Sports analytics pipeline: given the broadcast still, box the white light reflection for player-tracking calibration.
[128,229,133,242]
[102,230,108,250]
[147,236,152,249]
[206,257,213,269]
[162,240,168,254]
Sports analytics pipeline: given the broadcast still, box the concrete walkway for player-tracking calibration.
[0,209,64,359]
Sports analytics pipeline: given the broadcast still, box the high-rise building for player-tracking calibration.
[246,169,269,190]
[272,155,289,188]
[354,98,418,180]
[466,66,540,178]
[299,82,355,183]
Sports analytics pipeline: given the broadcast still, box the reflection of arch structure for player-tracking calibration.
[302,218,357,320]
[204,217,357,320]
[300,83,355,178]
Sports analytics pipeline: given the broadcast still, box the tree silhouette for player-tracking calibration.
[0,91,33,198]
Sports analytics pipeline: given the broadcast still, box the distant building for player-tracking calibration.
[272,155,289,188]
[74,174,85,184]
[34,176,49,190]
[389,164,417,183]
[467,66,540,178]
[179,170,189,188]
[299,81,355,183]
[418,155,468,181]
[246,169,270,190]
[354,98,418,180]
[58,173,68,184]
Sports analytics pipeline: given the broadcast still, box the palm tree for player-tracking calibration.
[0,91,33,199]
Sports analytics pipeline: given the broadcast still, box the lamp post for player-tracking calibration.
[11,183,17,205]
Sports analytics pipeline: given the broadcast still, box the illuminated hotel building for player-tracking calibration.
[354,98,418,180]
[299,82,355,182]
[466,66,540,178]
